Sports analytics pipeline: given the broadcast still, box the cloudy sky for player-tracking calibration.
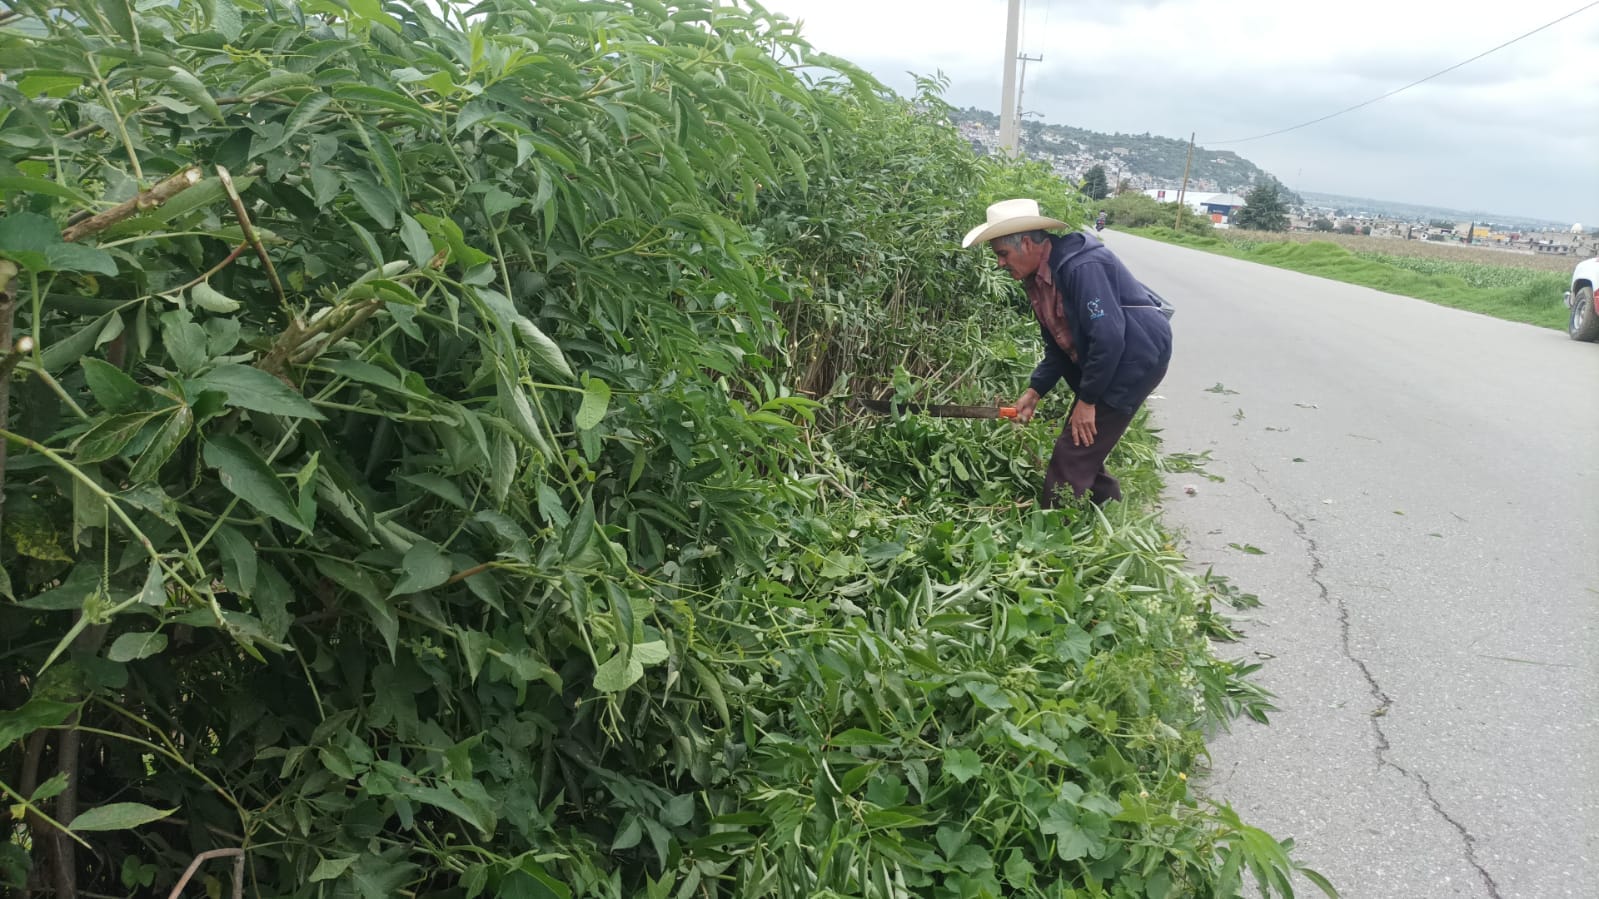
[763,0,1598,226]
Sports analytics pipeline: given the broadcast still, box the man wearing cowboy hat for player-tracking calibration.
[963,198,1173,507]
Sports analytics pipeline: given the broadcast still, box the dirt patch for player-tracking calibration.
[1224,230,1579,273]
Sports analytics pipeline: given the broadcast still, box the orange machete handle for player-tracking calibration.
[999,407,1018,419]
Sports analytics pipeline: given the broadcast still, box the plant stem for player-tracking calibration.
[62,167,202,243]
[0,260,16,541]
[216,165,287,309]
[164,848,245,899]
[17,362,89,420]
[86,51,143,184]
[169,241,250,294]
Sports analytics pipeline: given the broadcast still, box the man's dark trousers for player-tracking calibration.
[1041,363,1167,507]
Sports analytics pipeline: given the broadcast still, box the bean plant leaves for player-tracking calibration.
[80,358,145,413]
[513,317,573,380]
[592,652,644,693]
[135,561,166,606]
[392,539,452,595]
[69,803,176,832]
[191,364,324,420]
[575,377,610,430]
[0,698,78,752]
[203,436,308,533]
[0,212,116,274]
[127,406,192,482]
[0,1,1303,895]
[107,632,168,662]
[190,281,241,313]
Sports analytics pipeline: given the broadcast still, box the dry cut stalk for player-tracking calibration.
[216,165,287,309]
[166,848,245,899]
[60,167,202,242]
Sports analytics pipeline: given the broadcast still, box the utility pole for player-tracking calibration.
[1174,131,1195,230]
[997,0,1021,154]
[1016,52,1043,142]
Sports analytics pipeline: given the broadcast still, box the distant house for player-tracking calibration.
[1142,189,1245,224]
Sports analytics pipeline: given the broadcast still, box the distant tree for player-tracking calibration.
[1312,218,1335,231]
[1081,165,1109,200]
[1360,225,1372,236]
[1235,181,1289,231]
[1115,178,1133,196]
[1337,222,1358,235]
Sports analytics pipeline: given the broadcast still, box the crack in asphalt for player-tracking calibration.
[1242,467,1503,899]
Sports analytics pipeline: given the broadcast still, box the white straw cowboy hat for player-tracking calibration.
[960,198,1070,249]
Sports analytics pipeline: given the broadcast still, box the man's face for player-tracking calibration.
[990,236,1042,280]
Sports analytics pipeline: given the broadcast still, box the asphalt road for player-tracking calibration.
[1100,230,1599,898]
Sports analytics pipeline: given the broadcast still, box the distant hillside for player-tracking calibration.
[954,107,1298,201]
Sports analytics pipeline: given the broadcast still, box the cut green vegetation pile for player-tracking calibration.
[1,2,1326,897]
[1135,227,1567,329]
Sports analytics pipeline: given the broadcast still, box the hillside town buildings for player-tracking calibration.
[954,119,1596,257]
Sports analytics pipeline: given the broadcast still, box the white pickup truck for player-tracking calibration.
[1568,255,1599,341]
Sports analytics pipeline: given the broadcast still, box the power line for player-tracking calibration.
[1209,0,1599,145]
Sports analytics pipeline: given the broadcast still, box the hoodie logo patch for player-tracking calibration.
[1087,298,1106,320]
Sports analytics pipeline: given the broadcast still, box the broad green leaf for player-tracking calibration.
[69,802,175,832]
[74,411,160,463]
[391,539,452,595]
[203,436,308,533]
[0,212,114,274]
[282,92,332,145]
[512,318,573,380]
[164,67,222,121]
[310,856,357,883]
[0,698,77,752]
[191,364,324,420]
[592,652,644,693]
[215,525,258,596]
[344,170,397,229]
[964,680,1012,710]
[30,772,69,804]
[38,311,118,373]
[15,73,83,97]
[575,377,610,430]
[135,561,167,606]
[0,175,94,205]
[127,405,192,482]
[831,728,892,748]
[161,311,209,374]
[497,371,551,456]
[80,358,144,413]
[347,0,401,33]
[631,640,669,665]
[209,0,244,40]
[107,631,168,662]
[943,748,982,783]
[190,281,240,313]
[399,212,435,268]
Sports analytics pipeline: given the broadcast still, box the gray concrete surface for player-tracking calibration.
[1101,230,1599,898]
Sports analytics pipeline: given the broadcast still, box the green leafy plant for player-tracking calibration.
[1,1,1329,897]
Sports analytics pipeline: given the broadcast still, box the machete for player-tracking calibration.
[857,398,1018,420]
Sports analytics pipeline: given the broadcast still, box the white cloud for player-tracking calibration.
[767,0,1599,223]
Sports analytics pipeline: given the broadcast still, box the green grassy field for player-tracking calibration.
[1133,227,1570,330]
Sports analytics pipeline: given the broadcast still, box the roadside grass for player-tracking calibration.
[1132,227,1569,330]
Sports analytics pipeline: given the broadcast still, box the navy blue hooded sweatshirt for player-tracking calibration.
[1028,232,1173,412]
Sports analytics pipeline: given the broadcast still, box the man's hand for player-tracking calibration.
[1069,402,1097,447]
[1013,388,1041,423]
